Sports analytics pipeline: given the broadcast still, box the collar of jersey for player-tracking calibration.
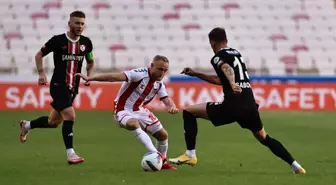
[65,32,80,42]
[220,47,230,51]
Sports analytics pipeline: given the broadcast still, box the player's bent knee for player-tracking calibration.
[63,114,75,121]
[60,111,76,121]
[125,118,140,131]
[153,129,168,141]
[161,130,168,140]
[49,123,59,128]
[253,128,267,142]
[184,107,195,116]
[61,107,76,121]
[48,117,62,128]
[184,103,209,119]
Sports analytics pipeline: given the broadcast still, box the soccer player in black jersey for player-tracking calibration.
[169,27,306,174]
[19,11,94,165]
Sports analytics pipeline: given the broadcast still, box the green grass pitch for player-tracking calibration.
[0,111,335,185]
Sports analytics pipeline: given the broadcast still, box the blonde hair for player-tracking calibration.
[153,55,169,63]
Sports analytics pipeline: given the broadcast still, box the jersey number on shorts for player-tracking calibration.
[233,56,249,80]
[148,112,158,122]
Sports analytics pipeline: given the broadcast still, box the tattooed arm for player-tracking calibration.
[181,67,221,85]
[221,63,242,94]
[221,63,235,85]
[194,73,221,85]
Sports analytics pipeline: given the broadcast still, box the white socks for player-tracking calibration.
[24,121,31,130]
[291,160,302,171]
[186,149,196,158]
[132,128,157,153]
[67,148,75,157]
[156,139,168,157]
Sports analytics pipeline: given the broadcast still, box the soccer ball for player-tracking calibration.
[141,152,163,172]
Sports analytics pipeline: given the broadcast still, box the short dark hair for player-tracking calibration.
[153,55,169,63]
[70,11,86,18]
[208,27,227,42]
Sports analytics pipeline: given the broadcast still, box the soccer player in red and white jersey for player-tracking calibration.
[76,55,178,170]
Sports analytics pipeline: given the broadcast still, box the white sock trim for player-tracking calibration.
[291,160,302,171]
[157,139,168,145]
[132,128,143,136]
[67,148,75,157]
[156,139,168,157]
[186,149,196,158]
[24,121,31,130]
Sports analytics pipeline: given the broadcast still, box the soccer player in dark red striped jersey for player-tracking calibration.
[19,11,94,165]
[76,55,179,170]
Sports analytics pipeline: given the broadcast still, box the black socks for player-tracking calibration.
[261,135,295,165]
[183,110,198,150]
[62,120,74,149]
[30,116,51,129]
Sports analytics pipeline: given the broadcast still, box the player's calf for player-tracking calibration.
[60,107,79,162]
[126,118,158,153]
[166,109,199,166]
[62,120,75,156]
[19,116,60,143]
[153,128,168,157]
[256,131,306,174]
[183,103,210,152]
[183,110,198,157]
[27,116,57,129]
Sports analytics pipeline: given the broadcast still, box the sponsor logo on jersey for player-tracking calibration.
[62,55,84,61]
[80,45,86,52]
[236,82,251,88]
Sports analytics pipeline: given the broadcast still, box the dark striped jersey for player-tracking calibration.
[40,33,93,94]
[210,48,256,104]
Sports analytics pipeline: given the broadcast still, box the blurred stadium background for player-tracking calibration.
[1,1,336,185]
[1,0,336,76]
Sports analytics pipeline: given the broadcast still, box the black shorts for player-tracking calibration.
[206,100,263,132]
[50,84,76,112]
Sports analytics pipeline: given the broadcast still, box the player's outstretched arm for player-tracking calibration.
[162,97,179,114]
[75,72,127,82]
[181,67,221,85]
[221,63,242,94]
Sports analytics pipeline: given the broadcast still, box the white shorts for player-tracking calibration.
[114,107,163,135]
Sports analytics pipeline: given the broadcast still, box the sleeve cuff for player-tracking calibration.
[123,72,129,82]
[160,96,168,101]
